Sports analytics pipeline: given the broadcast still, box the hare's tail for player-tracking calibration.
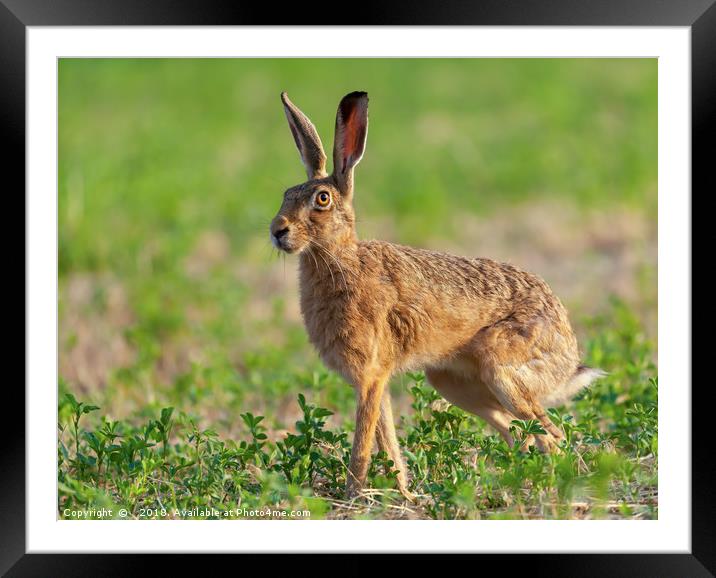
[541,365,607,408]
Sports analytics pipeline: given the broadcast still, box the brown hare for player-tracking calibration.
[270,91,604,501]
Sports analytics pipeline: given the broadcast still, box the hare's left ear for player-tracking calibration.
[332,91,368,196]
[281,92,328,180]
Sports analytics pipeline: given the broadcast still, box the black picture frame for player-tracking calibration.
[6,0,709,574]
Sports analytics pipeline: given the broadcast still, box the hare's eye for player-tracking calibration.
[315,191,331,208]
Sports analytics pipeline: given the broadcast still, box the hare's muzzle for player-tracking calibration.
[270,215,292,251]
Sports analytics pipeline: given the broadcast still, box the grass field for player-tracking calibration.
[58,58,657,520]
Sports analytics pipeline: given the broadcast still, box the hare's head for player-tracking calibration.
[270,91,368,254]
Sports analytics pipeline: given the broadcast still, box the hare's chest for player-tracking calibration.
[300,292,345,348]
[299,288,376,380]
[301,289,350,348]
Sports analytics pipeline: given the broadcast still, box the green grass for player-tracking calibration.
[58,300,657,520]
[58,58,657,520]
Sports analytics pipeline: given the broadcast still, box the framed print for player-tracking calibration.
[6,0,711,573]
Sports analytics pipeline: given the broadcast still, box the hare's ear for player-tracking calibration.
[281,92,327,180]
[332,91,368,195]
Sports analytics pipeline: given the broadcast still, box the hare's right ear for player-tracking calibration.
[281,92,327,180]
[332,91,368,196]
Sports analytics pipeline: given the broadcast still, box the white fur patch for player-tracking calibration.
[541,367,607,408]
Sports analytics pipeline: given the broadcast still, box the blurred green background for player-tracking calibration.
[58,58,657,431]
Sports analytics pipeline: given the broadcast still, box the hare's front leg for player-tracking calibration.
[346,375,387,499]
[376,392,416,501]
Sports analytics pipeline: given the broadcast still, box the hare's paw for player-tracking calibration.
[398,485,418,503]
[344,479,364,501]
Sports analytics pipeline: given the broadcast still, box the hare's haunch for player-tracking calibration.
[270,91,604,500]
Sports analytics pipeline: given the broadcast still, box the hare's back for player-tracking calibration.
[364,240,556,307]
[369,240,578,350]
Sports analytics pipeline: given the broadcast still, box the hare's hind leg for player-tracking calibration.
[480,369,563,450]
[485,380,563,449]
[425,368,536,449]
[375,392,416,501]
[471,318,568,450]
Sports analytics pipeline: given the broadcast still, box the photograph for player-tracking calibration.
[57,57,658,521]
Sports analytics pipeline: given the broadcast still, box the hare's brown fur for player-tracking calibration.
[271,91,604,500]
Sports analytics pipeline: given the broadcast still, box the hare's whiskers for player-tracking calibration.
[309,242,372,327]
[306,246,321,275]
[312,239,349,293]
[271,246,282,262]
[309,245,336,291]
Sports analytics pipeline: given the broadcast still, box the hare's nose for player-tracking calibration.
[270,216,291,244]
[270,215,289,235]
